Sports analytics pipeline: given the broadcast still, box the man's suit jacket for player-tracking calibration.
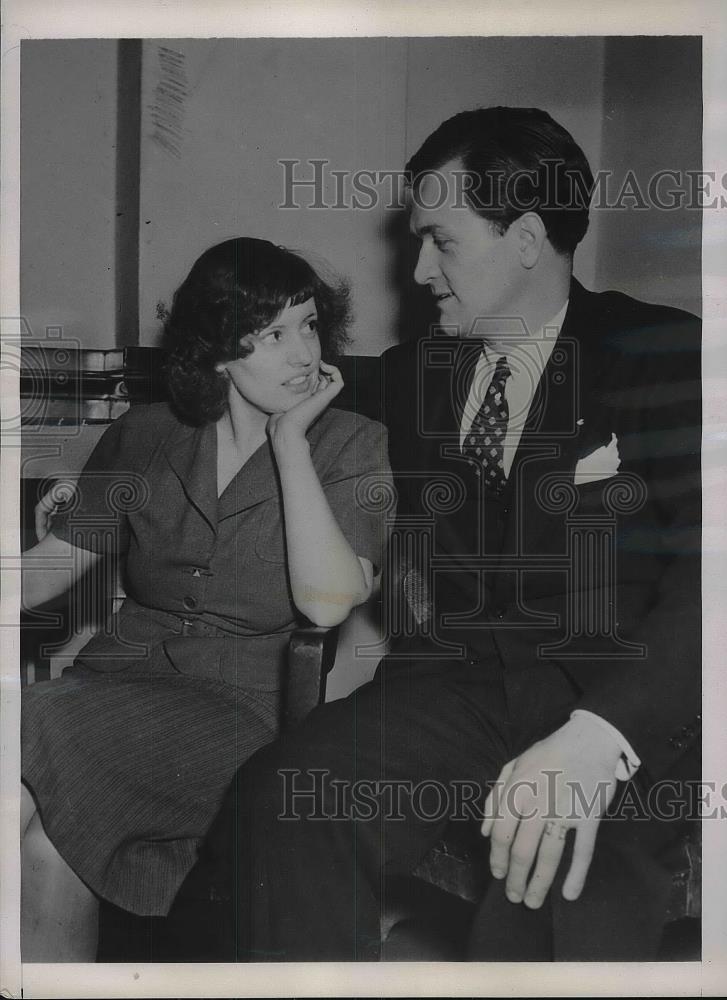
[381,277,701,790]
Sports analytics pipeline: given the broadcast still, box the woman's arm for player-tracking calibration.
[22,532,102,611]
[274,437,373,627]
[34,479,77,541]
[24,413,140,609]
[268,364,373,628]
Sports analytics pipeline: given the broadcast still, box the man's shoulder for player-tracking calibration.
[572,283,701,370]
[575,283,699,336]
[381,338,421,372]
[381,338,436,400]
[380,340,423,431]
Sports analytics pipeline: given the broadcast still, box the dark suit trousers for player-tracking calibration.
[200,643,658,961]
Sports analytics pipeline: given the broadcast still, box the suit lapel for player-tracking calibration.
[421,337,483,466]
[451,339,484,428]
[501,280,608,546]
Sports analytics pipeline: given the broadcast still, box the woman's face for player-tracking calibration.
[220,297,323,415]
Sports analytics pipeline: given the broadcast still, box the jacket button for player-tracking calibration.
[183,596,198,611]
[495,608,505,620]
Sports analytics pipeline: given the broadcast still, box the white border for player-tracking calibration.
[2,2,726,997]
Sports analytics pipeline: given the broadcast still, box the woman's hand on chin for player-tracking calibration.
[267,361,343,451]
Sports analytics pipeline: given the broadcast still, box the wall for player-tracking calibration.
[136,36,607,351]
[20,41,120,347]
[20,37,702,350]
[596,36,702,315]
[137,38,409,354]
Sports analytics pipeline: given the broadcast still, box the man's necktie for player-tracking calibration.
[462,356,512,493]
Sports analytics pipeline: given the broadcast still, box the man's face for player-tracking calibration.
[409,160,527,337]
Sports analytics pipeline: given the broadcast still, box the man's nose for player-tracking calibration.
[413,242,438,286]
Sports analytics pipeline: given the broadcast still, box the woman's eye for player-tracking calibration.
[264,330,283,343]
[304,319,319,335]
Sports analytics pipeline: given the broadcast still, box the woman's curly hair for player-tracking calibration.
[163,237,351,424]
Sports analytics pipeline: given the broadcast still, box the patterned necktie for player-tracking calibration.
[462,355,512,494]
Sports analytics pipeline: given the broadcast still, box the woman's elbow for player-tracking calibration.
[296,593,356,628]
[293,582,370,628]
[303,602,355,628]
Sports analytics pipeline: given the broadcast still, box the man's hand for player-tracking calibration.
[481,715,622,909]
[267,362,343,450]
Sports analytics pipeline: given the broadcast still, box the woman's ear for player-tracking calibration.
[215,361,229,374]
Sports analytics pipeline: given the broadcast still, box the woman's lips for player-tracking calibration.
[284,371,316,393]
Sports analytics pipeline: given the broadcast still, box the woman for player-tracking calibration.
[21,237,390,961]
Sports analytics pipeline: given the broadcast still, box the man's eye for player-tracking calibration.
[434,238,451,251]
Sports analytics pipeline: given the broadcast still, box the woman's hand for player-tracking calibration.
[34,480,77,542]
[267,362,343,451]
[22,528,101,611]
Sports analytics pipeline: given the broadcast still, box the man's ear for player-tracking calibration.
[516,212,548,269]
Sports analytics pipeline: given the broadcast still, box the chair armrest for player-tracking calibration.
[284,626,340,730]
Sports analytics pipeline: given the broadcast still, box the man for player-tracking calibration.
[200,107,701,961]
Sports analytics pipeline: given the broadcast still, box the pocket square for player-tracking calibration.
[574,432,620,485]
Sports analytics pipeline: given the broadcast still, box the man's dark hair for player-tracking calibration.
[406,107,594,256]
[164,237,351,424]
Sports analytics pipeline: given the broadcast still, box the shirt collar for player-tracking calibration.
[480,299,569,381]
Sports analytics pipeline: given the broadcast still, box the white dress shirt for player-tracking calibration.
[459,302,567,471]
[457,301,640,781]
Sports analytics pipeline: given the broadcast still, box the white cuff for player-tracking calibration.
[571,709,641,781]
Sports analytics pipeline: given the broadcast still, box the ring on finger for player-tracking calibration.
[544,820,567,839]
